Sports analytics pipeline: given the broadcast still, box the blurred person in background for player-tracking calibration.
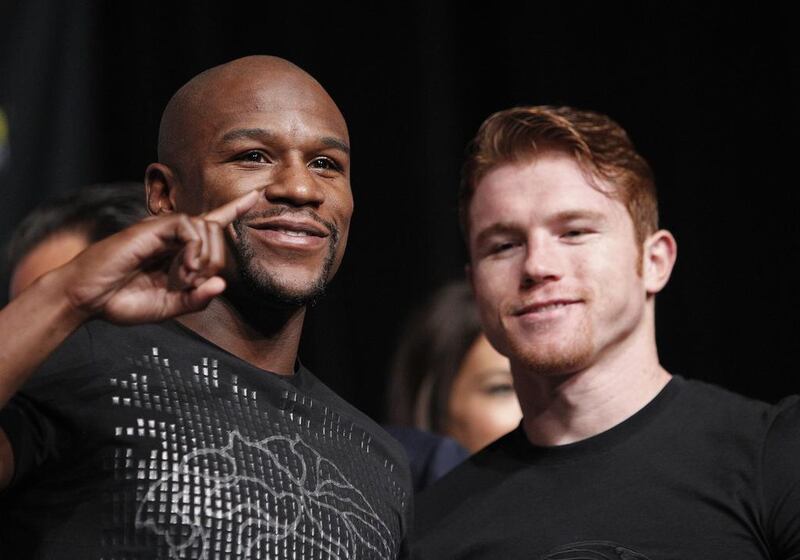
[7,182,147,298]
[386,280,522,490]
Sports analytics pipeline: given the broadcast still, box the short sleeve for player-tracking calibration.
[762,395,800,559]
[0,325,94,489]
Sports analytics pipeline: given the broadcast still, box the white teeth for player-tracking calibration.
[537,303,566,312]
[278,229,309,237]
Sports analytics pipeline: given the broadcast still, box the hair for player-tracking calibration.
[7,182,148,270]
[459,105,658,246]
[388,279,484,432]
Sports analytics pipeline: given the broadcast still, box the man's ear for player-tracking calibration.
[145,163,179,216]
[643,229,677,295]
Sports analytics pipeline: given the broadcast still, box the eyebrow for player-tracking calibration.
[320,136,351,155]
[218,128,350,155]
[220,128,274,144]
[550,210,608,224]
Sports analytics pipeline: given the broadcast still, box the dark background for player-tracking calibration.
[1,1,797,421]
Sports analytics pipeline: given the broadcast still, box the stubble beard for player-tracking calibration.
[228,209,340,310]
[503,313,595,376]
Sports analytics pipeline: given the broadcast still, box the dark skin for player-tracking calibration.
[0,190,260,488]
[146,56,353,376]
[0,55,353,488]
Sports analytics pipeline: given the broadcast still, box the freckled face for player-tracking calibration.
[445,334,521,453]
[468,152,646,375]
[174,70,353,307]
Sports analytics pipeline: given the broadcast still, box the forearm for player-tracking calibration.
[0,266,90,408]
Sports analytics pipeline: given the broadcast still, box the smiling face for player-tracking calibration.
[149,57,353,308]
[468,151,650,375]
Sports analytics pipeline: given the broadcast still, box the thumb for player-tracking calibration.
[183,276,227,311]
[158,276,227,318]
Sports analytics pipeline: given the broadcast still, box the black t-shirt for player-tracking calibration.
[0,320,412,559]
[412,377,800,559]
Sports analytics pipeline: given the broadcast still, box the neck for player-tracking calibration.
[177,294,305,376]
[513,317,671,447]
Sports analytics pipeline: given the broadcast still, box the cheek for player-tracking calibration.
[576,242,638,287]
[472,262,514,307]
[472,275,516,351]
[335,198,354,239]
[582,253,644,319]
[331,187,354,222]
[198,170,265,209]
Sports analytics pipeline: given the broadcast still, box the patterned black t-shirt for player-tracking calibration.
[0,320,411,559]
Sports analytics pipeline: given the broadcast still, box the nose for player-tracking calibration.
[263,158,325,207]
[520,233,562,289]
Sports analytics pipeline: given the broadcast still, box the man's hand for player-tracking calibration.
[57,190,259,324]
[0,190,260,490]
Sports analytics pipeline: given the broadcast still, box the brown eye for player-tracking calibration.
[309,157,342,172]
[240,151,267,163]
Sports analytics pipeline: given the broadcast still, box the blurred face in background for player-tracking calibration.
[9,231,90,299]
[445,334,522,453]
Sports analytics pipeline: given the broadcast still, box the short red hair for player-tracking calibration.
[460,106,658,246]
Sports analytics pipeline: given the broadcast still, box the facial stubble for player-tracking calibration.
[229,209,340,309]
[505,312,595,376]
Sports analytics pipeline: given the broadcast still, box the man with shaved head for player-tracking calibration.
[0,56,411,559]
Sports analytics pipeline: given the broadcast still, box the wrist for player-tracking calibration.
[37,263,96,331]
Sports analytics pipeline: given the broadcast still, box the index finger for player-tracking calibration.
[203,190,261,226]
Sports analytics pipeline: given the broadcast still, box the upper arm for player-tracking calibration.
[0,324,94,492]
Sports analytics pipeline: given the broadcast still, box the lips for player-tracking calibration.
[247,218,329,237]
[512,299,582,316]
[245,217,329,250]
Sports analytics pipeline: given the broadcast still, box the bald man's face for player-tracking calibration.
[156,65,353,308]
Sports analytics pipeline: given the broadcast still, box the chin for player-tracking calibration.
[517,352,593,376]
[507,331,595,376]
[230,237,336,310]
[242,268,329,309]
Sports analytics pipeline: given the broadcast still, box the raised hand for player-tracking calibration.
[58,190,260,324]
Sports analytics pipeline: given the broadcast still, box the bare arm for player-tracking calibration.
[0,190,259,488]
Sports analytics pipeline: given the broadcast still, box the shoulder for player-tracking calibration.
[672,376,775,427]
[671,375,800,459]
[21,320,185,394]
[655,377,793,467]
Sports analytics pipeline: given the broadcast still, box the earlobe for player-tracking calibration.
[643,229,677,295]
[145,163,178,216]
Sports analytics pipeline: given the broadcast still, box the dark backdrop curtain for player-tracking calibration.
[1,1,797,420]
